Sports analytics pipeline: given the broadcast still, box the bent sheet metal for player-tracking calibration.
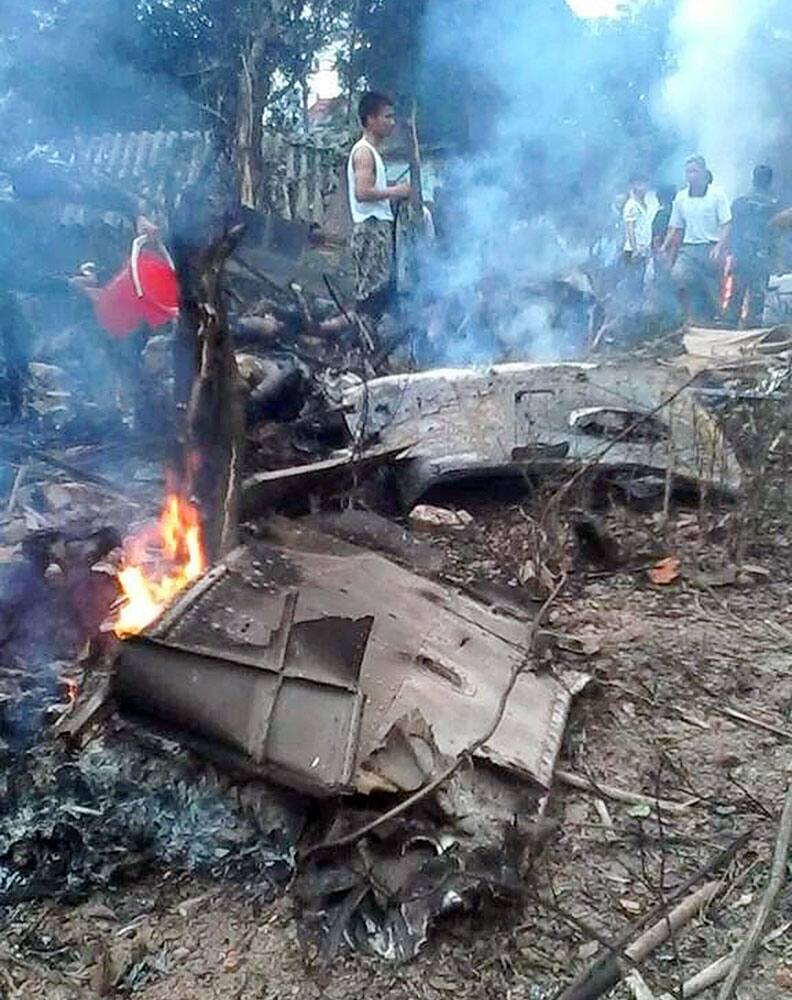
[115,520,585,798]
[338,362,742,505]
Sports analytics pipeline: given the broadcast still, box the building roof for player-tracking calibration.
[306,97,345,128]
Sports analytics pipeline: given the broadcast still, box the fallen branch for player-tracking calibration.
[322,272,375,355]
[716,779,792,1000]
[716,705,792,742]
[627,882,720,963]
[672,704,710,731]
[558,882,721,1000]
[626,970,656,1000]
[554,831,751,1000]
[556,770,691,815]
[303,575,567,857]
[670,955,732,1000]
[6,462,25,512]
[535,892,639,972]
[52,676,112,746]
[230,252,283,295]
[0,434,127,497]
[594,798,614,833]
[657,922,791,1000]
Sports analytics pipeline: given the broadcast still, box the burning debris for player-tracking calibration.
[5,0,792,995]
[112,519,586,798]
[0,111,763,983]
[113,491,206,639]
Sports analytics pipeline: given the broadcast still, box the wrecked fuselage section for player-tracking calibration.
[115,519,583,798]
[110,517,587,958]
[338,362,741,508]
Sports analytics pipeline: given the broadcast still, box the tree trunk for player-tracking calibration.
[0,291,29,422]
[171,170,245,562]
[236,36,266,209]
[183,230,245,559]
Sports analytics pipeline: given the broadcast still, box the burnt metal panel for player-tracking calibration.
[340,362,742,506]
[115,550,370,795]
[117,639,280,759]
[115,525,585,799]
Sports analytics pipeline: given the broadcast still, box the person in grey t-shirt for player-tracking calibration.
[662,155,732,324]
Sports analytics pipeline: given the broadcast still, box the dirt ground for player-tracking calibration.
[4,486,792,1000]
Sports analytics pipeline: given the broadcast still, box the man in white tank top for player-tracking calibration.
[348,92,411,320]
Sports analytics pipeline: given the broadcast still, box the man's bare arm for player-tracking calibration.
[772,207,792,230]
[662,227,682,255]
[353,147,410,203]
[711,221,731,261]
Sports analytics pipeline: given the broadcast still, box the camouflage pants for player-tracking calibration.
[351,217,395,308]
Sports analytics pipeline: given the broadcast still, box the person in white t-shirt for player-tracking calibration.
[662,155,732,322]
[347,91,411,320]
[623,176,660,259]
[622,174,660,299]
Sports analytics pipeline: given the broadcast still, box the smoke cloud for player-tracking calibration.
[413,0,792,362]
[415,0,670,363]
[658,0,792,197]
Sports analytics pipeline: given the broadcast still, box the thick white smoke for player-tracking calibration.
[659,0,781,198]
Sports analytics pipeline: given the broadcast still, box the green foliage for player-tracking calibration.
[341,0,676,159]
[0,0,347,145]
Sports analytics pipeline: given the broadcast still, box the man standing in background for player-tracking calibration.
[643,185,683,326]
[726,164,778,327]
[621,175,659,308]
[347,91,411,323]
[663,155,732,323]
[623,174,659,275]
[651,186,679,253]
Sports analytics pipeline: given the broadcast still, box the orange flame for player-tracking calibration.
[721,272,734,313]
[721,255,734,314]
[113,492,206,638]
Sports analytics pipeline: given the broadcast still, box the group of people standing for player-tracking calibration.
[621,155,783,327]
[345,91,786,337]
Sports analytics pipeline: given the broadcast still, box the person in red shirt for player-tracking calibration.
[69,216,180,428]
[70,215,179,337]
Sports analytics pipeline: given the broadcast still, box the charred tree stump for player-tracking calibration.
[184,233,245,560]
[0,290,29,422]
[172,175,246,561]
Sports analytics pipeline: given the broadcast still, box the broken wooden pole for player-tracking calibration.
[716,779,792,1000]
[557,882,721,1000]
[626,882,720,963]
[555,831,750,1000]
[556,769,691,815]
[656,921,792,1000]
[659,955,733,1000]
